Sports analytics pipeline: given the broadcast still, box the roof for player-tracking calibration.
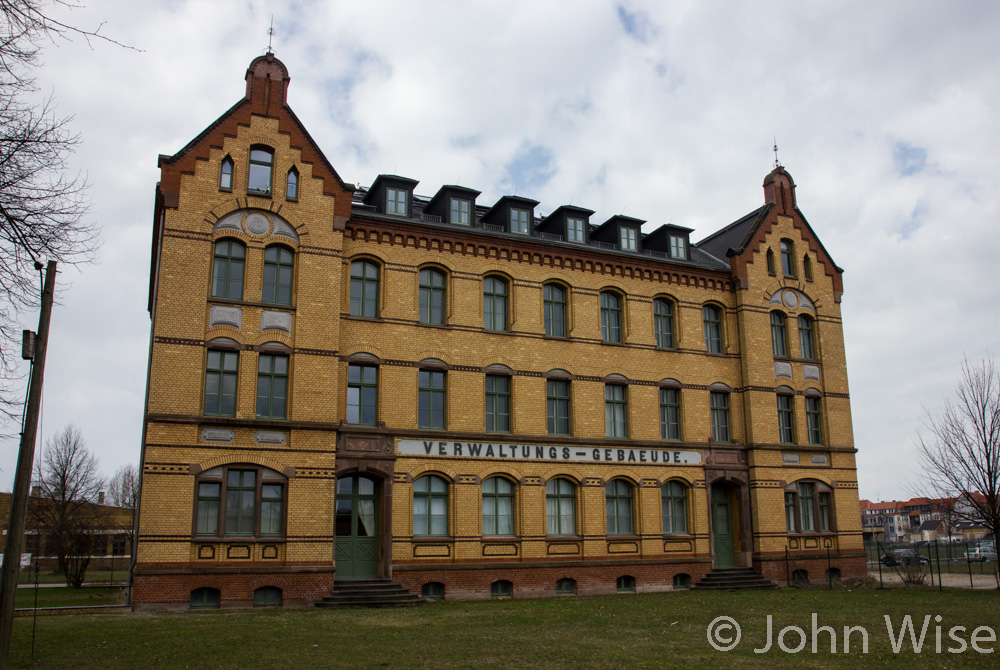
[696,205,771,263]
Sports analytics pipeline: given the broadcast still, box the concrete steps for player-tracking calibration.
[692,567,779,591]
[315,579,427,608]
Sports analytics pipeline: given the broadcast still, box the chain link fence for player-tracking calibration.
[864,539,998,589]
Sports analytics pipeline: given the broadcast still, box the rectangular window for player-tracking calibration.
[567,217,585,243]
[818,492,831,532]
[196,482,221,535]
[799,482,815,532]
[605,384,627,438]
[225,469,256,535]
[777,395,794,444]
[798,316,815,360]
[710,392,730,442]
[450,198,470,225]
[660,388,680,440]
[620,227,637,251]
[260,483,283,535]
[805,397,823,444]
[547,379,570,436]
[387,188,407,215]
[347,364,378,425]
[483,277,508,331]
[510,208,529,234]
[485,374,511,432]
[204,350,239,416]
[703,305,723,353]
[255,354,288,419]
[418,370,446,429]
[669,235,686,259]
[785,492,797,532]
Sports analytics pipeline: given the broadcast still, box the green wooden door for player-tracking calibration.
[334,475,378,580]
[711,484,734,568]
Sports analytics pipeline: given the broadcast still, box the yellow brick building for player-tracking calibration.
[132,54,864,609]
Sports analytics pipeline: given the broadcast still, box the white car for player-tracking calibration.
[964,546,997,562]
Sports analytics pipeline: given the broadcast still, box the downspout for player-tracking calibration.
[734,281,757,570]
[128,191,166,605]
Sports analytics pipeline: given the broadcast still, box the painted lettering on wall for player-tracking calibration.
[396,439,702,465]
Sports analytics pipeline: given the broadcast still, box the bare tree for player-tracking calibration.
[0,1,134,419]
[29,423,105,587]
[915,356,1000,587]
[106,463,137,550]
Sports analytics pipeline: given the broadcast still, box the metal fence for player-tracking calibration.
[864,539,999,589]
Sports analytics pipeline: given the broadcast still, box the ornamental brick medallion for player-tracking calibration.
[782,289,799,308]
[244,212,271,236]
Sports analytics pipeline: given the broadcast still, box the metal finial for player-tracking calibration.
[773,136,781,168]
[266,16,275,54]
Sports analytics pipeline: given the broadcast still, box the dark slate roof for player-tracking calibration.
[916,520,941,532]
[696,205,772,262]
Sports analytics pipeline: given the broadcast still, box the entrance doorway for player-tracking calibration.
[335,475,378,580]
[711,483,735,568]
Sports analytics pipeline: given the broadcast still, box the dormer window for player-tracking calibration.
[620,228,637,251]
[450,198,470,225]
[567,217,585,243]
[510,208,530,234]
[248,147,273,196]
[387,188,408,216]
[669,235,686,259]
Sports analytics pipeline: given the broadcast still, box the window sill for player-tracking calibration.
[546,535,582,541]
[786,531,836,538]
[208,297,297,312]
[600,340,626,347]
[483,328,514,335]
[607,534,640,540]
[247,191,272,199]
[343,315,384,322]
[662,533,695,540]
[412,535,454,542]
[193,536,287,543]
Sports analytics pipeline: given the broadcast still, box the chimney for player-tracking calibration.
[98,491,105,504]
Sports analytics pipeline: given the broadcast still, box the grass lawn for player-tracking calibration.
[14,587,122,610]
[8,587,1000,669]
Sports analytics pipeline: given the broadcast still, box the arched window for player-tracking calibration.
[605,383,627,438]
[766,247,775,275]
[803,254,813,281]
[673,573,691,589]
[805,396,823,445]
[262,245,293,305]
[491,580,513,598]
[605,480,634,535]
[347,363,378,425]
[600,291,622,343]
[483,276,508,331]
[798,315,816,360]
[771,311,788,358]
[616,575,636,593]
[545,478,576,535]
[653,298,674,349]
[776,390,794,444]
[419,268,446,325]
[785,480,833,533]
[660,386,680,440]
[255,353,288,419]
[204,349,238,416]
[422,582,445,600]
[703,305,722,353]
[482,477,514,536]
[780,238,795,277]
[710,389,730,442]
[190,587,220,610]
[418,367,446,429]
[349,260,379,317]
[194,464,286,538]
[219,157,234,191]
[556,578,576,595]
[662,481,688,534]
[211,239,245,299]
[413,475,448,536]
[285,167,298,200]
[543,283,567,338]
[253,586,282,607]
[546,378,570,436]
[248,146,274,195]
[484,372,511,433]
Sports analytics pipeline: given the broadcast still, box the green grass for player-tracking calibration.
[14,587,122,609]
[8,588,1000,669]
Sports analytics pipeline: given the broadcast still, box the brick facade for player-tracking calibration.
[134,53,864,610]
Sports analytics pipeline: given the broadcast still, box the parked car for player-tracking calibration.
[964,546,997,562]
[881,550,931,567]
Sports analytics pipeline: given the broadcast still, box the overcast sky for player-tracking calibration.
[3,0,998,503]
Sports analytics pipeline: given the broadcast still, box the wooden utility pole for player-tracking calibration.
[0,261,56,669]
